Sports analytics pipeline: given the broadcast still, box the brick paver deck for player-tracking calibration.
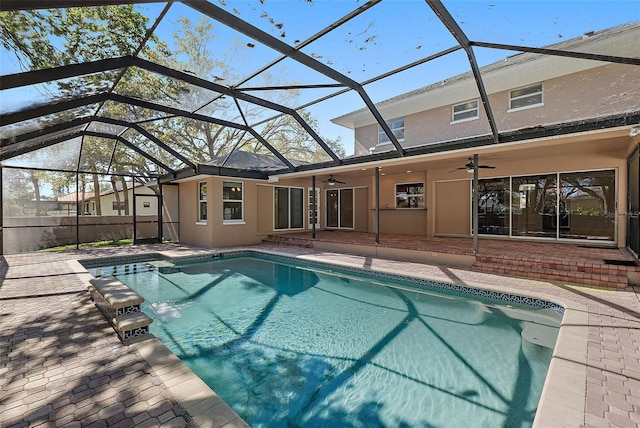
[1,243,639,427]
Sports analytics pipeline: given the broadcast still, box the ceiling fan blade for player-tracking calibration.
[478,165,496,169]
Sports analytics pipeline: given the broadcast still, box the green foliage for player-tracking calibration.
[1,7,347,180]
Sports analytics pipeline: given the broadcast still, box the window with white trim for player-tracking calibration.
[509,83,543,111]
[274,187,304,230]
[378,117,404,144]
[222,181,243,223]
[452,99,479,123]
[198,182,207,222]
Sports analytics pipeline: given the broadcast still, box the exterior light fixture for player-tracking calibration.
[630,126,640,137]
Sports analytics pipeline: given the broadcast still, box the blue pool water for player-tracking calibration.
[93,254,561,428]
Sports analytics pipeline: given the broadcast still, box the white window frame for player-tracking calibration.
[197,181,207,224]
[451,99,479,123]
[395,182,425,209]
[378,117,405,145]
[222,181,244,225]
[308,187,320,229]
[508,82,544,112]
[273,186,305,231]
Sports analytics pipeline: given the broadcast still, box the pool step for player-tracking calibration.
[472,255,636,288]
[262,235,313,248]
[88,276,153,343]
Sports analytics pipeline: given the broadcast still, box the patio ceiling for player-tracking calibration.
[1,1,639,182]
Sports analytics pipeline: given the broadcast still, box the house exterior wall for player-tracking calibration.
[367,171,428,235]
[354,63,640,154]
[429,148,627,244]
[98,186,157,216]
[179,177,265,248]
[179,179,214,248]
[433,180,470,236]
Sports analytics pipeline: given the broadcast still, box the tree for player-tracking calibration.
[141,16,345,166]
[1,7,346,180]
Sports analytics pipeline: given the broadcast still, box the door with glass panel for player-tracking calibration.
[326,188,354,229]
[274,187,304,230]
[511,175,557,238]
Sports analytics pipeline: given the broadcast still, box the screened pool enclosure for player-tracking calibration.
[1,1,639,254]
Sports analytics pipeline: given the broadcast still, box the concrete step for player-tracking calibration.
[262,235,313,248]
[472,260,629,288]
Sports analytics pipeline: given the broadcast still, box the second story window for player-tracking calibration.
[509,83,543,111]
[378,118,404,145]
[452,100,479,123]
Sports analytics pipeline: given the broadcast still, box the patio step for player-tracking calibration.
[472,255,637,288]
[262,235,313,248]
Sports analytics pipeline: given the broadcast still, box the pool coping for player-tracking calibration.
[75,247,588,427]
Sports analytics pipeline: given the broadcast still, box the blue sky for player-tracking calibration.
[1,0,638,156]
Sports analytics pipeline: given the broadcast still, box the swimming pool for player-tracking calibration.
[90,252,562,427]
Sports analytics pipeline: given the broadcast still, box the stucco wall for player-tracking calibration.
[367,171,428,235]
[429,150,627,244]
[179,177,265,248]
[433,180,470,236]
[179,179,213,248]
[354,63,640,154]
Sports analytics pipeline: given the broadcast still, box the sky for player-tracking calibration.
[1,0,639,158]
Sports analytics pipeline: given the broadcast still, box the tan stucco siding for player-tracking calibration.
[210,179,262,247]
[429,150,627,244]
[354,63,640,155]
[179,179,213,248]
[434,180,471,236]
[354,188,369,232]
[368,171,428,235]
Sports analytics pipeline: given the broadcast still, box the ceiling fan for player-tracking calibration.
[323,174,346,186]
[453,157,496,173]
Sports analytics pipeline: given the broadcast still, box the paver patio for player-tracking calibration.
[1,242,639,427]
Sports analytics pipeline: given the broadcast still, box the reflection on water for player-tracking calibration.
[107,256,560,428]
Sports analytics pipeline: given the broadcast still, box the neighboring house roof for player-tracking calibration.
[332,22,640,129]
[57,192,95,203]
[56,181,155,203]
[204,150,308,172]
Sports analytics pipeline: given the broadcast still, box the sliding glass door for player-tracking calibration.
[478,169,615,242]
[326,188,354,229]
[511,174,557,238]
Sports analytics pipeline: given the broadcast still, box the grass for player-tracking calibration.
[43,239,134,251]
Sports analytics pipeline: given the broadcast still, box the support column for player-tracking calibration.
[375,166,380,245]
[157,181,163,244]
[0,166,3,255]
[132,182,137,244]
[472,153,479,254]
[311,175,316,239]
[75,172,80,250]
